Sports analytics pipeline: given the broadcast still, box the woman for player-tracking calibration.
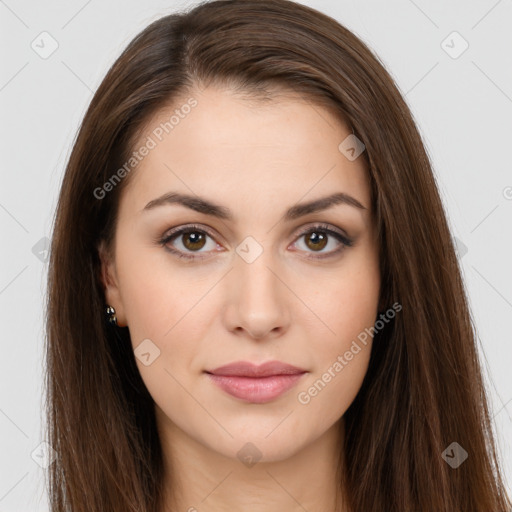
[45,0,511,510]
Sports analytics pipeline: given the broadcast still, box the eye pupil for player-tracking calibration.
[163,225,346,260]
[183,231,206,251]
[306,231,327,251]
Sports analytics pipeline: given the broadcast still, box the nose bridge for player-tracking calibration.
[224,235,290,338]
[234,235,281,303]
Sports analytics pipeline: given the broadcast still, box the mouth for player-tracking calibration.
[204,360,308,404]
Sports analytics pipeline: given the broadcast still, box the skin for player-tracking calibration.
[99,84,381,511]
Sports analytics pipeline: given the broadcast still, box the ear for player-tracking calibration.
[97,240,127,327]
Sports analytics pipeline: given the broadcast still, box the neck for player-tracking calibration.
[156,410,347,512]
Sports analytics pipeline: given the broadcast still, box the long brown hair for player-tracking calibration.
[45,0,511,510]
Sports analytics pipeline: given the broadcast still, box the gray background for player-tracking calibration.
[1,0,511,509]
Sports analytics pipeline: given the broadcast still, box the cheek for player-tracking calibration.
[295,348,372,436]
[115,239,205,341]
[295,289,376,426]
[114,243,214,385]
[295,258,379,418]
[117,259,207,424]
[307,256,380,348]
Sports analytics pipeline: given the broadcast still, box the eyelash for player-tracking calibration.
[157,223,353,261]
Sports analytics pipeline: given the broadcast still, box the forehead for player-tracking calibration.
[121,85,371,220]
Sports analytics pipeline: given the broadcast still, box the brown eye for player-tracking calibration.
[159,223,352,262]
[292,224,353,259]
[159,224,219,260]
[304,231,328,251]
[181,230,207,251]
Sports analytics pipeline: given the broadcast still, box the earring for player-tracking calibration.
[105,305,117,326]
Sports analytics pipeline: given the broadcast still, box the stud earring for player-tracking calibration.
[105,305,117,326]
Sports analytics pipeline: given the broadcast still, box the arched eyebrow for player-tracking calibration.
[142,191,366,220]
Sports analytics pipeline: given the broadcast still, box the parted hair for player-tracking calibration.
[45,1,511,510]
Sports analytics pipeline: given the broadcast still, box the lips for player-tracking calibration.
[205,360,307,403]
[207,360,306,377]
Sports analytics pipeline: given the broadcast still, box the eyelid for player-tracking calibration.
[158,222,353,260]
[157,223,222,260]
[293,222,351,244]
[161,223,218,241]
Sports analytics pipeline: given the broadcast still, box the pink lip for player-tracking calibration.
[205,360,307,404]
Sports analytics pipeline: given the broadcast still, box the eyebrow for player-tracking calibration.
[142,191,366,221]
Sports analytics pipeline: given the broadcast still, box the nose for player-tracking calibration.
[222,247,292,341]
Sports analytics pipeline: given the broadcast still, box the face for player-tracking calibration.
[100,84,380,464]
